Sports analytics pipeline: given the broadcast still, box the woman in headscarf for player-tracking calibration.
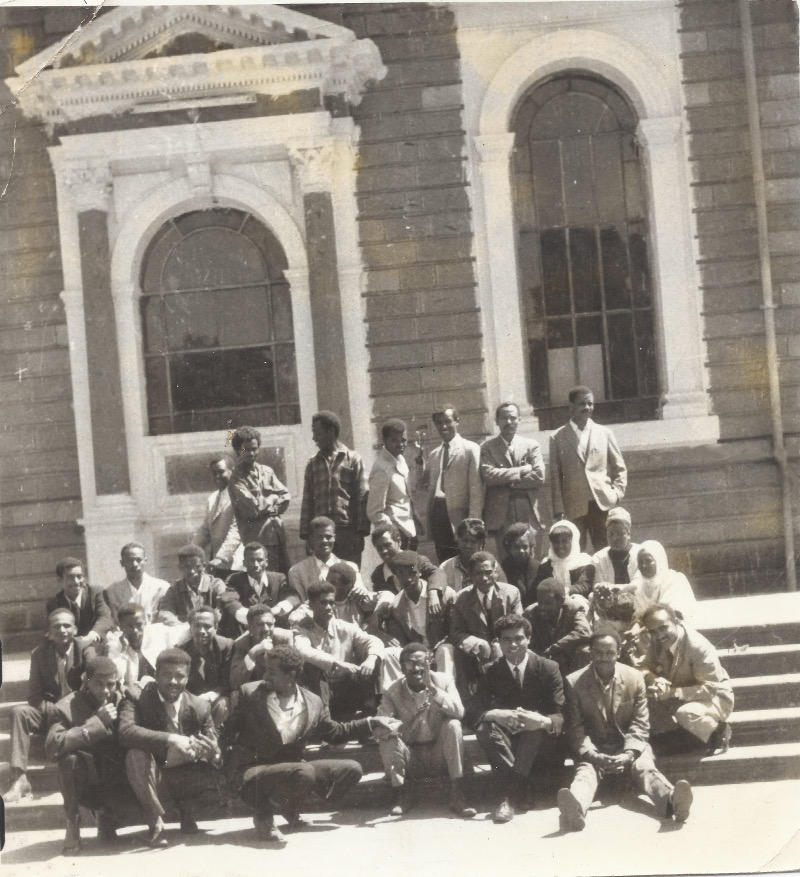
[532,519,595,599]
[500,522,538,606]
[591,507,640,585]
[625,540,697,625]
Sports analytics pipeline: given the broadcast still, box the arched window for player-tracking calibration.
[512,73,659,429]
[140,208,300,435]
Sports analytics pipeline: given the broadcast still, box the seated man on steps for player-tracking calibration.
[46,656,137,854]
[523,578,592,676]
[557,625,693,831]
[179,607,234,731]
[376,642,476,819]
[5,608,86,803]
[46,556,114,652]
[464,613,564,824]
[100,603,155,693]
[230,605,294,690]
[289,562,379,630]
[157,544,228,626]
[640,603,734,755]
[119,648,222,847]
[220,645,394,844]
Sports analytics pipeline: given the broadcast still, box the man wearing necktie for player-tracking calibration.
[46,557,113,651]
[480,402,545,562]
[415,406,483,563]
[367,418,419,550]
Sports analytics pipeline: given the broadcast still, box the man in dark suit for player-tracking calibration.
[450,551,522,698]
[464,613,564,824]
[157,544,228,626]
[220,645,394,844]
[46,656,136,853]
[5,609,86,803]
[550,386,627,551]
[46,557,113,650]
[523,578,592,675]
[219,541,298,637]
[480,402,545,561]
[230,605,294,690]
[557,626,692,831]
[179,607,234,730]
[119,648,222,846]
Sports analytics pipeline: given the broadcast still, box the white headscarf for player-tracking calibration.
[629,539,696,623]
[547,520,594,590]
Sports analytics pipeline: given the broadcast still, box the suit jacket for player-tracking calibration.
[371,556,446,595]
[463,649,564,732]
[480,434,545,531]
[193,487,243,570]
[45,687,127,786]
[103,573,171,626]
[218,570,297,638]
[524,597,592,673]
[366,447,417,539]
[417,434,483,537]
[46,586,114,640]
[158,573,228,625]
[450,581,522,649]
[287,555,363,604]
[220,681,368,787]
[378,671,463,742]
[119,681,214,764]
[294,617,384,675]
[550,420,627,519]
[564,662,649,758]
[27,638,85,710]
[531,558,595,599]
[229,629,294,690]
[180,634,235,698]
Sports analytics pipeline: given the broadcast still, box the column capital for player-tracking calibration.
[288,142,336,194]
[636,116,682,150]
[473,132,516,165]
[62,161,113,212]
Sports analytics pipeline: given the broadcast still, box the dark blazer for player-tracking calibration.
[531,559,595,598]
[118,681,214,764]
[158,574,228,625]
[46,586,114,640]
[524,597,592,674]
[464,649,565,733]
[220,681,368,788]
[218,571,296,637]
[500,556,539,607]
[370,556,446,595]
[27,639,85,711]
[45,687,127,785]
[229,629,294,690]
[382,586,456,648]
[450,581,522,649]
[181,634,235,698]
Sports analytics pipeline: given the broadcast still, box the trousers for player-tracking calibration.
[650,697,731,743]
[240,759,363,819]
[10,702,59,772]
[572,501,608,552]
[57,751,137,822]
[475,722,551,782]
[378,718,465,787]
[430,498,459,563]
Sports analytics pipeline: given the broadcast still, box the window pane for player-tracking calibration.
[275,344,299,403]
[141,296,166,354]
[144,357,170,415]
[569,228,601,313]
[593,134,626,222]
[607,312,638,399]
[170,347,276,413]
[530,141,563,228]
[174,209,244,235]
[546,316,573,349]
[576,314,603,346]
[163,229,266,290]
[630,229,652,307]
[562,136,597,226]
[635,310,659,396]
[600,227,631,311]
[540,229,570,316]
[141,226,180,293]
[279,405,302,425]
[241,217,289,280]
[162,287,271,351]
[271,284,295,342]
[623,155,646,219]
[518,230,544,327]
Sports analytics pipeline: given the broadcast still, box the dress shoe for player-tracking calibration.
[4,773,33,803]
[390,784,413,816]
[63,817,82,854]
[284,812,309,830]
[707,721,732,756]
[449,780,477,819]
[179,817,200,834]
[670,779,693,822]
[254,815,286,844]
[557,788,586,832]
[493,798,515,824]
[96,811,119,843]
[145,819,168,848]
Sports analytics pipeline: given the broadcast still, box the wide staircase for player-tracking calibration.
[4,591,800,836]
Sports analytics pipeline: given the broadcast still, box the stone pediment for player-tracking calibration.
[8,4,386,126]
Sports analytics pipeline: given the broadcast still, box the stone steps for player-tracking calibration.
[729,673,800,711]
[718,643,800,677]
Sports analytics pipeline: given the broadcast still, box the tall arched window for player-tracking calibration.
[512,73,659,429]
[140,208,300,435]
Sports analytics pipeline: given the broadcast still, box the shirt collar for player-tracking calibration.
[314,555,336,572]
[157,690,183,711]
[593,666,616,690]
[506,652,528,675]
[570,418,593,435]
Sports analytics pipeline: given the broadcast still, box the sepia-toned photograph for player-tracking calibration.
[0,1,799,874]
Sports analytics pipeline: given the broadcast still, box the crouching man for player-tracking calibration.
[46,657,137,853]
[220,646,394,844]
[557,626,693,832]
[376,642,475,818]
[119,648,222,847]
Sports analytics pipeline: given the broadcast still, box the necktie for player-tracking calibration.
[57,654,70,697]
[483,594,492,625]
[442,442,450,472]
[514,665,522,689]
[69,598,81,631]
[165,701,180,733]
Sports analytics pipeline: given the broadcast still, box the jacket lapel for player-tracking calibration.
[563,424,583,463]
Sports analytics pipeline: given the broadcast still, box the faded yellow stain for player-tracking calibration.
[8,29,36,68]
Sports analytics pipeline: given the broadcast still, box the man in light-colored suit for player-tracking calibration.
[415,405,483,563]
[104,542,171,627]
[550,386,627,552]
[193,454,243,579]
[480,402,545,561]
[367,418,418,550]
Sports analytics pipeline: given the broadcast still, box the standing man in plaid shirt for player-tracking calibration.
[300,411,370,567]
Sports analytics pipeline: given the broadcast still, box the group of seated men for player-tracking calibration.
[4,497,733,851]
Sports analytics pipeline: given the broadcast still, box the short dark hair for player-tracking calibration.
[537,577,566,601]
[209,453,233,470]
[189,606,220,625]
[399,642,429,665]
[156,648,191,671]
[568,386,593,404]
[640,603,678,627]
[456,518,486,541]
[120,541,145,559]
[466,550,496,573]
[246,604,274,622]
[177,544,205,562]
[308,580,336,602]
[328,562,357,587]
[85,656,119,680]
[267,645,304,676]
[231,426,261,453]
[389,550,420,571]
[494,613,532,638]
[243,541,267,556]
[48,608,76,626]
[308,516,335,535]
[433,406,459,422]
[56,557,84,579]
[118,603,145,625]
[589,625,622,649]
[312,411,341,437]
[371,522,401,544]
[495,401,520,419]
[502,522,532,549]
[382,418,407,440]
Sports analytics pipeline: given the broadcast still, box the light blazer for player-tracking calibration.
[550,420,627,520]
[480,434,545,531]
[564,662,649,758]
[287,555,363,604]
[367,447,417,539]
[449,581,523,649]
[417,434,483,537]
[193,487,243,570]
